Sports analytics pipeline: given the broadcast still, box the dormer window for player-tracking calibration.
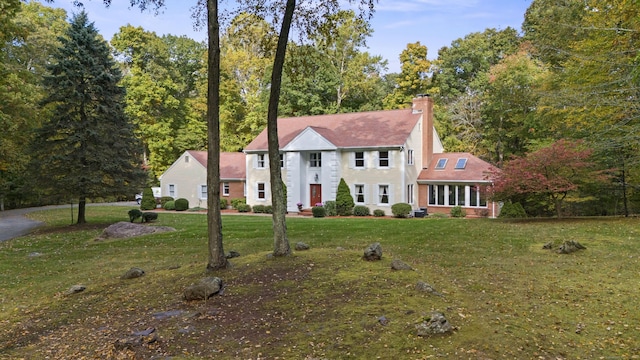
[455,158,468,169]
[435,158,447,169]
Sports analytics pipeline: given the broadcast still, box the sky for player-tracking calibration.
[51,0,533,73]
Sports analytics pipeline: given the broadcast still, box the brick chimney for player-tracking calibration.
[412,95,434,169]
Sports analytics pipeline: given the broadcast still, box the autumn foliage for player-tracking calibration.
[490,139,605,217]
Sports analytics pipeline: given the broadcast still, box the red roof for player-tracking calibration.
[186,151,245,180]
[418,153,497,183]
[244,109,421,151]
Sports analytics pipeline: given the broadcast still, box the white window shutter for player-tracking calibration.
[389,151,394,168]
[349,152,354,169]
[363,184,369,204]
[388,185,394,204]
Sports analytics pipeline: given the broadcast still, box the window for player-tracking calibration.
[407,149,414,165]
[168,184,176,198]
[257,154,266,168]
[455,158,468,169]
[200,185,207,199]
[437,185,445,205]
[280,153,284,168]
[378,185,389,204]
[354,151,365,168]
[428,185,436,205]
[310,152,322,167]
[435,158,447,169]
[257,182,266,200]
[355,184,365,203]
[222,182,230,196]
[407,184,414,204]
[185,155,190,163]
[456,185,467,206]
[470,186,478,207]
[379,151,389,167]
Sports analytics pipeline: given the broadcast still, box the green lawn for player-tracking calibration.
[1,207,639,359]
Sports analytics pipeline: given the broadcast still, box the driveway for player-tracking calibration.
[0,202,138,242]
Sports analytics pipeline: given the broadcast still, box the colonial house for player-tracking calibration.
[159,151,246,208]
[243,95,499,217]
[160,95,499,217]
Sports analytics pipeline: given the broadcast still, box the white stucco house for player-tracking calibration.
[161,95,499,217]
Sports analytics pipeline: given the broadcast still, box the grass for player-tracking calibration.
[1,207,639,359]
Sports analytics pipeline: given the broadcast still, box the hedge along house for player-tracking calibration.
[159,151,246,208]
[243,95,499,217]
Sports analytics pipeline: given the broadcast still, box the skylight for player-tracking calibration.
[455,158,468,169]
[435,158,447,169]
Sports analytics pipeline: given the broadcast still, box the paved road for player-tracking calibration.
[0,202,137,242]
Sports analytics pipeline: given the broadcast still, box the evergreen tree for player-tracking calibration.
[32,11,144,224]
[335,178,355,216]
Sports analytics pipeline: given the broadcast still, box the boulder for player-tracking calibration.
[363,242,382,261]
[391,259,412,270]
[557,240,586,254]
[416,312,453,336]
[226,250,241,259]
[183,277,223,301]
[295,242,310,251]
[96,222,175,240]
[416,281,443,297]
[121,267,145,280]
[65,285,86,295]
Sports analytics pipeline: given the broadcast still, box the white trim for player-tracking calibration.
[222,182,230,196]
[377,184,391,206]
[199,184,207,200]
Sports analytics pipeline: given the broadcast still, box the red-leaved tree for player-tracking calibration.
[490,139,605,217]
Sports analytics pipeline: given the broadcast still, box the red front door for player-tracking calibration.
[310,184,322,206]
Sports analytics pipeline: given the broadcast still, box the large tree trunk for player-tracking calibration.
[77,197,86,224]
[206,0,228,271]
[268,0,295,257]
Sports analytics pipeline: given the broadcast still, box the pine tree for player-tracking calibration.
[32,11,144,224]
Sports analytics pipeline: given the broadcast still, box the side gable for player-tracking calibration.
[160,150,207,180]
[161,151,246,181]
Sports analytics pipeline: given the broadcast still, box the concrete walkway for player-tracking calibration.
[0,202,137,242]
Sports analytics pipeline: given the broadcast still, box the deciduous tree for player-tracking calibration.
[490,139,604,218]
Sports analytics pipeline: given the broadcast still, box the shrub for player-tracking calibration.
[128,209,142,222]
[175,198,189,211]
[140,187,156,210]
[237,203,251,213]
[336,178,354,216]
[220,198,228,210]
[324,200,337,216]
[353,205,370,216]
[231,198,246,210]
[253,204,266,213]
[450,206,467,218]
[312,206,326,218]
[373,209,385,217]
[391,203,412,218]
[499,201,527,218]
[159,196,174,207]
[142,212,158,222]
[264,205,273,214]
[163,201,175,210]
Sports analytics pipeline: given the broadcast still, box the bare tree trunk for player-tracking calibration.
[77,197,86,224]
[206,0,228,271]
[268,0,295,257]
